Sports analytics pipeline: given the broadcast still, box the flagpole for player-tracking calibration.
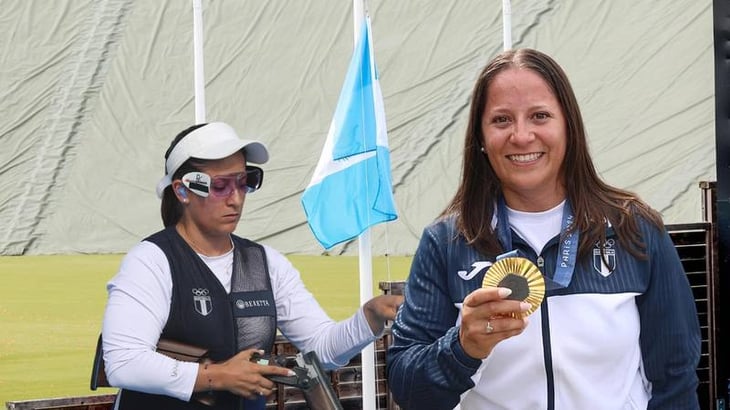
[353,2,377,409]
[359,230,376,409]
[502,0,512,50]
[192,0,206,123]
[303,2,396,405]
[353,0,364,44]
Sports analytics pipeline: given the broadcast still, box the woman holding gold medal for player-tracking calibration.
[387,48,701,409]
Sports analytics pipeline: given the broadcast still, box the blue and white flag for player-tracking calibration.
[301,17,398,250]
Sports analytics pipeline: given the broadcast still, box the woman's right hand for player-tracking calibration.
[197,348,296,399]
[458,287,530,359]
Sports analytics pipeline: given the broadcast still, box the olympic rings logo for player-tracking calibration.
[192,288,209,297]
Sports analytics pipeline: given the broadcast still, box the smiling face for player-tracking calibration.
[481,67,567,211]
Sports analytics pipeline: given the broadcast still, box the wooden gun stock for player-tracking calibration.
[90,334,209,390]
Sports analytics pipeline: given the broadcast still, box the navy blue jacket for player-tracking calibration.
[387,215,700,409]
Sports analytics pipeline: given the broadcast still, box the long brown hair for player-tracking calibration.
[442,48,663,258]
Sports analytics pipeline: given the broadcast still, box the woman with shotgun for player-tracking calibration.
[102,121,402,409]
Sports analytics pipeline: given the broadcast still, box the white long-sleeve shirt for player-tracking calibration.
[102,240,376,402]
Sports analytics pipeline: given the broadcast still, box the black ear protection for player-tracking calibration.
[177,187,188,199]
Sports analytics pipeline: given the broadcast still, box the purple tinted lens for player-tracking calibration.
[207,168,262,198]
[208,172,249,198]
[210,178,234,197]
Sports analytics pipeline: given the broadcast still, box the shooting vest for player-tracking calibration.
[116,227,277,410]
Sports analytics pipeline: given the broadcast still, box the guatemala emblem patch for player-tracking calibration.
[593,239,616,277]
[192,288,212,316]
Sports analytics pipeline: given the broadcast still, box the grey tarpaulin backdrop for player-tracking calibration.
[0,0,715,256]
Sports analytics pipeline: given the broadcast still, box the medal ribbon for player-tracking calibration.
[496,197,578,288]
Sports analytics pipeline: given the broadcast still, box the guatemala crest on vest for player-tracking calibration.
[192,288,212,316]
[593,239,616,277]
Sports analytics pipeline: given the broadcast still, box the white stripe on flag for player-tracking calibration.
[301,16,397,249]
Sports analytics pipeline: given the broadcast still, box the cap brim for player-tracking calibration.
[241,141,268,165]
[193,139,268,164]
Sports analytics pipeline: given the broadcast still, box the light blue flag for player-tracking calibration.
[301,17,398,250]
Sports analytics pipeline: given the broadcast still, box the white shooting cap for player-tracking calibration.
[156,122,269,198]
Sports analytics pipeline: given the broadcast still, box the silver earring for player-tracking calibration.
[480,146,485,153]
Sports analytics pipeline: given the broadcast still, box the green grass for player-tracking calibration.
[0,254,411,405]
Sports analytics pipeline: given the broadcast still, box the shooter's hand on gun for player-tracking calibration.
[194,348,296,400]
[248,350,345,410]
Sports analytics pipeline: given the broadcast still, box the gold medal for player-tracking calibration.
[482,257,545,317]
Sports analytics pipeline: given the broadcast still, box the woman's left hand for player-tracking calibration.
[459,287,529,359]
[363,294,404,334]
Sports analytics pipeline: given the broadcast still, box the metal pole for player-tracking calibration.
[712,0,730,405]
[192,0,206,123]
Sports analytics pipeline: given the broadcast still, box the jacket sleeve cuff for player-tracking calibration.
[447,326,483,370]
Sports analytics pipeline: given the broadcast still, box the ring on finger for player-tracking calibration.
[486,321,494,334]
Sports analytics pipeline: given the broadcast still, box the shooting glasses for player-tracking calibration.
[181,166,263,198]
